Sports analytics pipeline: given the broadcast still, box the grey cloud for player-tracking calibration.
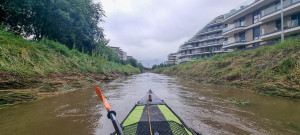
[96,0,245,67]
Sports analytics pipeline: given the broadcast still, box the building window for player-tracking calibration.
[291,12,300,26]
[239,32,246,42]
[253,10,260,24]
[275,1,281,11]
[253,26,260,40]
[276,19,281,30]
[235,17,246,27]
[207,41,211,45]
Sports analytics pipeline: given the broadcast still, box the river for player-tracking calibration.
[0,73,299,135]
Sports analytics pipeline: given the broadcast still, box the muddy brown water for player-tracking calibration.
[0,73,299,135]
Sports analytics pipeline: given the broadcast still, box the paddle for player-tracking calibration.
[94,86,124,135]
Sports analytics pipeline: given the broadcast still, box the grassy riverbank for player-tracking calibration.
[155,39,300,99]
[0,30,140,106]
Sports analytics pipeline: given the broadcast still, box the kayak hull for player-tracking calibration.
[112,90,201,135]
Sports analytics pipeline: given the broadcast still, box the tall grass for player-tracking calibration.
[0,30,140,76]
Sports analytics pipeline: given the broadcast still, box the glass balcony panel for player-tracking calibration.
[241,21,246,26]
[223,41,229,46]
[262,0,299,17]
[287,20,299,27]
[224,0,260,19]
[292,0,300,3]
[262,20,299,35]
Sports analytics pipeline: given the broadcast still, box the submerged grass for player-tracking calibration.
[229,97,248,106]
[287,122,300,132]
[154,39,300,98]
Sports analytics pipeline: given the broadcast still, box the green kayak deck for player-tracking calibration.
[112,90,201,135]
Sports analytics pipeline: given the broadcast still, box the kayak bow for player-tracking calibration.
[113,90,201,135]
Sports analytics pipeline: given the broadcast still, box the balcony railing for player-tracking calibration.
[262,0,300,17]
[198,27,223,34]
[223,21,246,33]
[179,58,193,62]
[224,0,260,19]
[223,37,246,46]
[179,45,194,50]
[208,19,223,26]
[261,20,299,36]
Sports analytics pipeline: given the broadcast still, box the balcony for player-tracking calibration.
[223,21,246,36]
[223,37,247,47]
[261,0,300,22]
[179,57,193,63]
[197,27,223,35]
[261,19,300,40]
[179,45,194,51]
[200,35,223,42]
[224,0,261,20]
[185,39,199,44]
[207,19,223,26]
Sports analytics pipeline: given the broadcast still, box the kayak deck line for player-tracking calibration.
[111,90,201,135]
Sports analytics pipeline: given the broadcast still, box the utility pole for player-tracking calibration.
[281,0,284,42]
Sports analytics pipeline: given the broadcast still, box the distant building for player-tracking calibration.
[127,56,133,60]
[176,0,300,64]
[120,51,127,61]
[166,53,178,64]
[178,15,232,63]
[109,46,127,61]
[222,0,300,49]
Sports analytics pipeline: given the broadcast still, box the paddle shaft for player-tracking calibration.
[94,87,124,135]
[108,110,124,135]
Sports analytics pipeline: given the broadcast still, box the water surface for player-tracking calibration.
[0,73,299,135]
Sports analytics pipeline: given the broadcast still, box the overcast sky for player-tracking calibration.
[94,0,245,67]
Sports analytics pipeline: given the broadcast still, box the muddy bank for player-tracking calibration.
[0,72,126,107]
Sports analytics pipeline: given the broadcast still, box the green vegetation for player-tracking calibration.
[152,63,176,69]
[0,30,140,105]
[0,0,104,53]
[229,97,248,105]
[0,30,140,76]
[0,0,144,106]
[123,58,144,72]
[154,39,300,98]
[287,122,300,132]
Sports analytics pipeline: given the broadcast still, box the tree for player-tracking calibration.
[0,0,105,53]
[124,58,144,72]
[96,40,121,63]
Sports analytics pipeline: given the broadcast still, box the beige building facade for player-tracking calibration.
[175,0,300,63]
[177,15,232,63]
[222,0,300,49]
[167,53,178,64]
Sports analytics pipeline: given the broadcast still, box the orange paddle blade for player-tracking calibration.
[94,86,112,111]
